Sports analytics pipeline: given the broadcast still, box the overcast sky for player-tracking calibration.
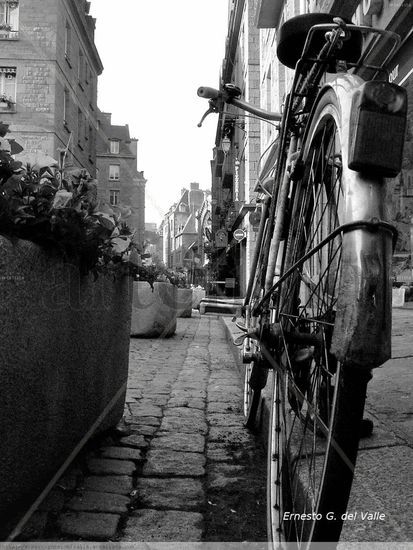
[89,1,229,225]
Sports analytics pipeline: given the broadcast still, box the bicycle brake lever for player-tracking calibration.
[197,103,217,127]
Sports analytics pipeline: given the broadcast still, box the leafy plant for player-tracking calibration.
[0,94,14,107]
[0,129,192,288]
[129,255,189,289]
[0,139,135,278]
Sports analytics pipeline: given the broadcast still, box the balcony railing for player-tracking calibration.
[0,29,19,40]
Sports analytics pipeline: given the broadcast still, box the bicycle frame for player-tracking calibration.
[242,28,402,369]
[198,19,405,368]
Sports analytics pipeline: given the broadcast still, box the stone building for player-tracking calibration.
[96,111,146,248]
[0,0,102,175]
[143,223,162,264]
[209,0,413,296]
[209,0,261,297]
[256,0,413,281]
[162,183,208,278]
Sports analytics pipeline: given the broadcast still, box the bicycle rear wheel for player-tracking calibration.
[267,90,371,545]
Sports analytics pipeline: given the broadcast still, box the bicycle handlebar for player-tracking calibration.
[197,86,220,99]
[197,85,282,126]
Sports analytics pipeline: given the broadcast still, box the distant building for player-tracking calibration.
[192,191,212,286]
[209,0,261,297]
[143,223,162,264]
[162,183,208,281]
[96,111,146,247]
[0,0,103,175]
[145,222,157,233]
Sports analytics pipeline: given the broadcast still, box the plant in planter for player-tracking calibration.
[0,130,135,523]
[0,94,15,109]
[128,259,183,338]
[169,268,193,318]
[0,144,134,278]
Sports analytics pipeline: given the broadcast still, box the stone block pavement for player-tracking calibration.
[222,306,413,544]
[7,309,412,545]
[9,314,267,543]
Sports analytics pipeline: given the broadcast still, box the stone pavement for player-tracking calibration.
[222,307,413,544]
[340,307,413,543]
[8,309,412,544]
[12,314,267,543]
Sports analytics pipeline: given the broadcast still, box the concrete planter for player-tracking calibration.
[131,281,177,337]
[192,287,206,309]
[177,287,193,318]
[392,287,406,308]
[0,236,132,525]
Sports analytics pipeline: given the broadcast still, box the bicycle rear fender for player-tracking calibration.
[319,75,394,368]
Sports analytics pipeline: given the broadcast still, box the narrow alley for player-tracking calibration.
[8,314,267,543]
[5,308,413,545]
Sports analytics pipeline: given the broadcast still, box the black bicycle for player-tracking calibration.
[198,14,406,547]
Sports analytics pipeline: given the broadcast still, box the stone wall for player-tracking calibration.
[1,0,101,176]
[0,236,132,524]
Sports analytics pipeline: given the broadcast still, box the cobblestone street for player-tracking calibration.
[12,314,267,543]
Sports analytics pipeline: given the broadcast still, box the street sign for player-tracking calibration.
[215,229,228,248]
[233,228,246,242]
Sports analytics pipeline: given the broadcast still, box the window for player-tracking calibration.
[109,164,120,180]
[63,88,69,126]
[88,124,94,157]
[265,67,272,144]
[110,189,120,206]
[110,140,119,154]
[65,22,71,64]
[77,108,84,147]
[0,1,19,38]
[0,66,16,111]
[78,49,84,86]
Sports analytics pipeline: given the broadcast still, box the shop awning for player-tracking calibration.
[254,137,279,193]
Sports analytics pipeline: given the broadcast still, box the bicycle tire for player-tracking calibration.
[267,89,372,545]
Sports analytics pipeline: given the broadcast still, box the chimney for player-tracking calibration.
[129,138,138,170]
[100,112,112,125]
[189,182,204,212]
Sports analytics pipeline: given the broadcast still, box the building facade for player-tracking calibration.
[256,0,413,282]
[143,222,162,264]
[209,0,413,298]
[209,0,262,297]
[96,111,146,248]
[0,0,103,175]
[162,182,209,284]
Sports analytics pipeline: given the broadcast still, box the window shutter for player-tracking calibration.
[9,3,18,30]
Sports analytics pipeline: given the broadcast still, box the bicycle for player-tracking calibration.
[198,13,407,547]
